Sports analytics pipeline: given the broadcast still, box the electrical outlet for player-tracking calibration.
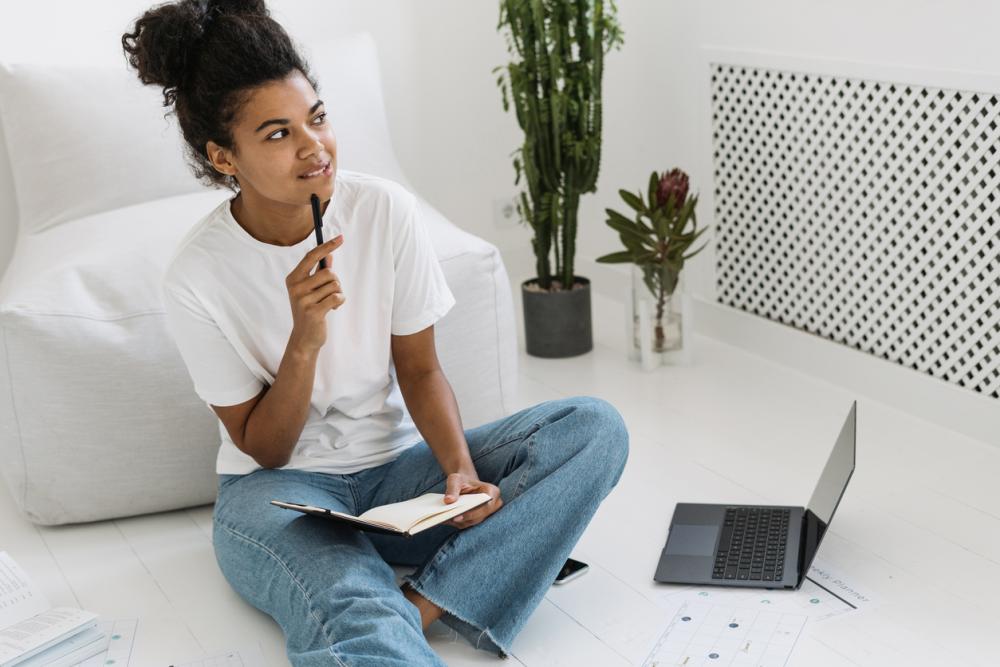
[492,195,519,229]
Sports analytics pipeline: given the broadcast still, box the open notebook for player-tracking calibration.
[0,552,107,667]
[271,492,492,537]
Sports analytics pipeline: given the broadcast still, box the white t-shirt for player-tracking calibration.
[161,170,455,475]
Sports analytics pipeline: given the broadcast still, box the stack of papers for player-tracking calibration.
[0,552,108,667]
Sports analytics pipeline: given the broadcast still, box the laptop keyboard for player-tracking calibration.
[712,507,790,582]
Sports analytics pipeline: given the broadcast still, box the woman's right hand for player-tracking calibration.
[286,234,345,352]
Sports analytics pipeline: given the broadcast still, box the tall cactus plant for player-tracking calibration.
[495,0,623,290]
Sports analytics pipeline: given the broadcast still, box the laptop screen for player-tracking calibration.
[806,402,857,525]
[799,402,857,581]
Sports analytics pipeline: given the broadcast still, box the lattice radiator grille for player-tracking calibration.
[711,63,1000,399]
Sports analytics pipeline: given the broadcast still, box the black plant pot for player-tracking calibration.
[522,276,593,358]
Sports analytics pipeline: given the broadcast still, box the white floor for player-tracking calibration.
[2,281,999,666]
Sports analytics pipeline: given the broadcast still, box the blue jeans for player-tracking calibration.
[212,396,629,666]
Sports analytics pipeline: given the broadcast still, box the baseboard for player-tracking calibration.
[580,255,998,447]
[692,298,999,448]
[508,253,998,447]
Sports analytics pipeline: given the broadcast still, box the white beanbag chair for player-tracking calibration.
[0,33,517,525]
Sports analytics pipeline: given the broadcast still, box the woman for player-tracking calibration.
[122,1,629,665]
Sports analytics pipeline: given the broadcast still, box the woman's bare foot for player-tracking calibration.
[401,583,444,630]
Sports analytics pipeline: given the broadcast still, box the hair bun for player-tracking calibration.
[122,0,270,100]
[203,0,269,22]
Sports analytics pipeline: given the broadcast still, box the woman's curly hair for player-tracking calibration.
[122,0,319,191]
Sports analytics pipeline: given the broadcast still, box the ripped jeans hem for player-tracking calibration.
[401,575,511,659]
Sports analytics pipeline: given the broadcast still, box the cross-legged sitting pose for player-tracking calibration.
[122,2,629,664]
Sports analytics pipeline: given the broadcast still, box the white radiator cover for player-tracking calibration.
[711,63,1000,400]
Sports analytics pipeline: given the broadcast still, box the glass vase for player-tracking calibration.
[626,264,691,369]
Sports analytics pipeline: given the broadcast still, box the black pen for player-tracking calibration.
[310,193,326,270]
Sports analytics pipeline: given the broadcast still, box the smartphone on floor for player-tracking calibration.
[553,557,589,584]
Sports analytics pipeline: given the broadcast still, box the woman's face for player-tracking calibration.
[208,69,337,205]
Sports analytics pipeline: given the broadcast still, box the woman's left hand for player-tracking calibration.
[441,472,503,529]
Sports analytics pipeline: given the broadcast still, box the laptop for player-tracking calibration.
[654,401,856,590]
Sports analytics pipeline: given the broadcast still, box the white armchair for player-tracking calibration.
[0,33,517,526]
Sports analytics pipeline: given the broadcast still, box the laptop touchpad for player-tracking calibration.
[666,524,720,556]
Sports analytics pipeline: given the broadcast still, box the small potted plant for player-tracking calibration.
[597,168,708,367]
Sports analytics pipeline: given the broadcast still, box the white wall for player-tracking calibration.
[647,0,1000,297]
[416,0,1000,302]
[398,0,1000,305]
[404,1,679,296]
